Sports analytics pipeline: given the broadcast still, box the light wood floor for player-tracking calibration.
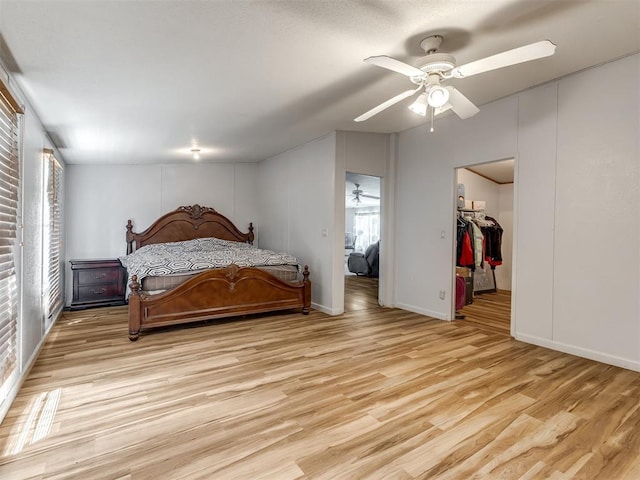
[1,294,640,478]
[344,275,379,312]
[457,290,512,337]
[345,275,512,337]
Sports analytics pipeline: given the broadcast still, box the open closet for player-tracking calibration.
[454,160,514,334]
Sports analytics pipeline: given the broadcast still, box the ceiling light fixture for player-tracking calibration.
[409,84,449,117]
[426,85,449,108]
[191,148,200,160]
[408,93,428,116]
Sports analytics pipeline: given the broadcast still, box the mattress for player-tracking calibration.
[119,237,302,295]
[141,264,300,293]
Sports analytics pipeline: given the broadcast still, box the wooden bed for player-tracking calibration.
[124,204,311,341]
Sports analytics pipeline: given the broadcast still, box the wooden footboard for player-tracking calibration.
[128,264,311,340]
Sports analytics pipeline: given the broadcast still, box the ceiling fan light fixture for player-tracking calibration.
[408,93,428,116]
[426,85,450,108]
[357,36,555,124]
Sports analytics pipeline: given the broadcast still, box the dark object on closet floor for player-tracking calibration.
[464,275,473,305]
[455,275,466,311]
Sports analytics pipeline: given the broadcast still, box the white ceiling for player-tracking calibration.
[466,159,514,184]
[0,1,638,165]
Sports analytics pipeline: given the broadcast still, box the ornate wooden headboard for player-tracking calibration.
[126,204,254,254]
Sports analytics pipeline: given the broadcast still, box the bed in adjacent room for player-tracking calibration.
[120,204,311,340]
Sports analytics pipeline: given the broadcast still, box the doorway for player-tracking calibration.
[453,159,514,334]
[344,172,381,312]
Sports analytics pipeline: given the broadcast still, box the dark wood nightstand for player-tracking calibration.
[69,259,127,310]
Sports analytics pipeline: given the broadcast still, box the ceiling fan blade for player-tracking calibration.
[354,87,421,122]
[451,40,556,78]
[361,193,380,200]
[364,55,425,77]
[434,104,452,116]
[446,87,480,119]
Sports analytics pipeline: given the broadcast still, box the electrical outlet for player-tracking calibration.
[439,290,446,300]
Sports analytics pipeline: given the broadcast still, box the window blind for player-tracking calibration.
[0,88,20,387]
[44,149,63,319]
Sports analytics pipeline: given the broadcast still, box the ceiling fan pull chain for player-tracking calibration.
[430,106,435,133]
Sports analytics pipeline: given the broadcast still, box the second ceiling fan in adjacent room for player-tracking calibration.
[352,183,380,205]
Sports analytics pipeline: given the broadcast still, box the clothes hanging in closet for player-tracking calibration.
[456,212,504,270]
[470,222,483,269]
[481,215,503,268]
[456,215,475,270]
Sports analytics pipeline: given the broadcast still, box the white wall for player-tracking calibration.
[258,130,392,315]
[513,82,557,340]
[258,133,336,313]
[496,184,513,291]
[396,125,451,319]
[395,53,640,371]
[340,131,388,178]
[64,162,259,304]
[0,59,65,422]
[396,96,518,320]
[457,168,500,217]
[21,103,46,357]
[550,54,638,364]
[336,131,392,309]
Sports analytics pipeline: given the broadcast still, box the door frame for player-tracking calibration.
[451,158,517,334]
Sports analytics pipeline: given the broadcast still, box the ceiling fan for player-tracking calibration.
[352,183,380,204]
[354,35,556,130]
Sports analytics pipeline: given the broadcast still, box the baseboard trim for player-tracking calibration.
[311,302,340,315]
[395,303,449,321]
[515,333,640,373]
